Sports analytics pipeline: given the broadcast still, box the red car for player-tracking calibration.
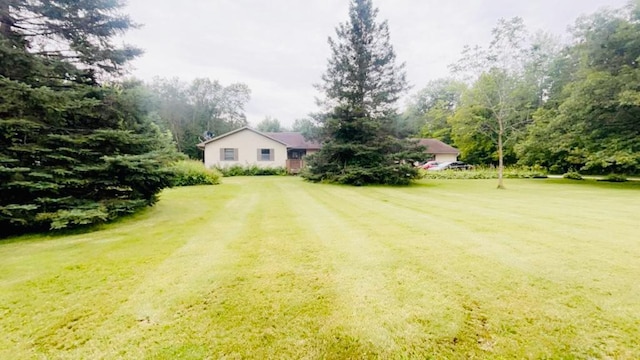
[420,161,439,169]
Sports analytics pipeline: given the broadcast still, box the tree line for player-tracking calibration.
[400,2,640,177]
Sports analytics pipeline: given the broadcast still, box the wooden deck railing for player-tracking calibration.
[286,159,305,174]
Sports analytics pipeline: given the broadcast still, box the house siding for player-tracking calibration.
[203,129,288,168]
[305,149,319,157]
[434,153,458,163]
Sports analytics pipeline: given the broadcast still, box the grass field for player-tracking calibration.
[1,177,639,359]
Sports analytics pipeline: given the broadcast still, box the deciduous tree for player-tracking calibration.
[517,3,640,174]
[451,17,533,188]
[146,77,250,159]
[256,116,283,132]
[400,78,466,142]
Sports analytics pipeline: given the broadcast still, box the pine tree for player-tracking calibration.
[0,0,141,85]
[303,0,426,185]
[0,1,179,236]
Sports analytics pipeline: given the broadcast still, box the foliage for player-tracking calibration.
[0,80,181,236]
[517,4,640,174]
[449,103,506,165]
[450,17,546,188]
[598,174,628,182]
[432,6,640,181]
[420,166,547,180]
[216,165,287,177]
[0,0,181,236]
[256,116,284,132]
[0,0,141,84]
[563,171,584,180]
[303,0,426,185]
[399,78,466,140]
[292,115,323,142]
[169,160,222,186]
[145,77,251,159]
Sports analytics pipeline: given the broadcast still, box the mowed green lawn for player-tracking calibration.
[1,177,639,359]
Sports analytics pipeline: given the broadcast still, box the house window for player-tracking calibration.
[258,148,274,161]
[221,148,238,161]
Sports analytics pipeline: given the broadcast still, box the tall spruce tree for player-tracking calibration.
[0,1,180,236]
[0,0,141,84]
[303,0,427,185]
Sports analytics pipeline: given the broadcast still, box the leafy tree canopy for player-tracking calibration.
[517,2,640,174]
[145,77,250,159]
[256,116,284,132]
[398,78,466,141]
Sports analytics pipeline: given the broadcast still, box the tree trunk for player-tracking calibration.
[497,119,505,189]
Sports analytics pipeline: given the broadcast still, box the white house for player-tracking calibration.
[196,127,320,173]
[416,138,460,162]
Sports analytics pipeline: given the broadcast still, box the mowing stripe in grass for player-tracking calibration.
[0,185,239,358]
[1,176,639,359]
[293,179,640,358]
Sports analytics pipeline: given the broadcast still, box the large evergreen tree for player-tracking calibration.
[0,0,141,85]
[0,0,180,236]
[303,0,426,185]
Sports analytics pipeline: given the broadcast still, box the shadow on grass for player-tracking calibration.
[0,205,158,245]
[543,178,640,190]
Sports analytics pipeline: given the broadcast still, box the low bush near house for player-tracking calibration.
[421,166,547,180]
[170,160,222,186]
[216,165,287,177]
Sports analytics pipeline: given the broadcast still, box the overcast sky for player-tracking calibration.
[121,0,627,127]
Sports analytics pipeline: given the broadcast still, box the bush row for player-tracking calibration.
[563,171,583,180]
[420,166,548,180]
[563,171,629,182]
[169,160,222,186]
[599,174,628,182]
[215,165,288,177]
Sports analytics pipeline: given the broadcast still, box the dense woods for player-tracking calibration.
[402,2,640,175]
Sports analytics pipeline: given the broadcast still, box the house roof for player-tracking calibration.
[196,126,321,150]
[264,132,321,150]
[416,139,460,154]
[196,128,453,154]
[196,126,289,149]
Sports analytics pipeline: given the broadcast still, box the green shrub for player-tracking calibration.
[216,165,287,177]
[563,171,583,180]
[598,174,628,182]
[169,160,222,186]
[421,166,547,180]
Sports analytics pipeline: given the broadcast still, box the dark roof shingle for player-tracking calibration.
[416,139,459,154]
[264,132,321,150]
